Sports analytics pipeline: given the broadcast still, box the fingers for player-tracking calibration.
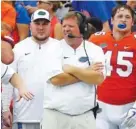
[3,113,12,127]
[121,118,136,129]
[3,119,11,127]
[23,92,34,100]
[17,92,34,102]
[127,119,136,128]
[89,62,104,72]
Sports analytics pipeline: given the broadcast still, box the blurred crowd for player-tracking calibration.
[2,0,136,45]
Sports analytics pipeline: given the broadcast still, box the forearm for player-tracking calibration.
[9,73,25,90]
[69,66,104,85]
[50,73,79,86]
[1,41,14,64]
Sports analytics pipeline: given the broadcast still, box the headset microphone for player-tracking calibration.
[67,34,82,38]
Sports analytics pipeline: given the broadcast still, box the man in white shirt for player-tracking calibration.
[41,11,106,129]
[1,62,33,128]
[2,9,63,129]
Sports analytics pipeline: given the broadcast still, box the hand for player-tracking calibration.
[25,6,37,14]
[2,111,12,127]
[121,108,136,129]
[81,10,91,17]
[87,62,104,72]
[17,86,34,101]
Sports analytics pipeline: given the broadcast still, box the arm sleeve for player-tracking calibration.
[1,63,15,84]
[1,63,14,113]
[1,44,22,112]
[2,83,13,112]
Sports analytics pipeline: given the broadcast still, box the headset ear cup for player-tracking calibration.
[75,11,87,34]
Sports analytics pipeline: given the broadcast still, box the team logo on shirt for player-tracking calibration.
[99,43,108,48]
[79,57,88,63]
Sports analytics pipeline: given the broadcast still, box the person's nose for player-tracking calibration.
[64,25,70,32]
[39,24,44,30]
[121,16,127,22]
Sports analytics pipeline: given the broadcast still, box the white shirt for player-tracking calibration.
[1,63,15,113]
[43,39,106,115]
[1,62,15,84]
[2,37,62,123]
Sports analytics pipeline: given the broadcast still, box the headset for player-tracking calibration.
[75,11,102,117]
[73,11,88,35]
[68,12,100,117]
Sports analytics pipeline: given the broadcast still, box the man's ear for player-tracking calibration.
[29,23,32,31]
[111,18,113,25]
[132,20,134,26]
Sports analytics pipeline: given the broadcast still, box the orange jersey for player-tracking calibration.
[50,16,59,38]
[89,32,136,105]
[1,2,16,36]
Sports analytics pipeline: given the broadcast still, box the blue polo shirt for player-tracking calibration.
[16,1,37,7]
[15,3,30,24]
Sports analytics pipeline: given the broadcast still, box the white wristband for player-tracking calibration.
[2,106,10,113]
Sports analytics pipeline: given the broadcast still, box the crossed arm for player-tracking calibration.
[50,62,105,86]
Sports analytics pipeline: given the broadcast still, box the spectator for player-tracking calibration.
[41,11,106,129]
[37,0,63,40]
[71,1,117,32]
[2,9,62,129]
[56,1,71,21]
[12,2,31,43]
[127,0,136,31]
[1,1,16,37]
[89,4,136,129]
[16,1,38,15]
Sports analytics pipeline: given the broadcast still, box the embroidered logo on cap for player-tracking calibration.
[38,11,46,15]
